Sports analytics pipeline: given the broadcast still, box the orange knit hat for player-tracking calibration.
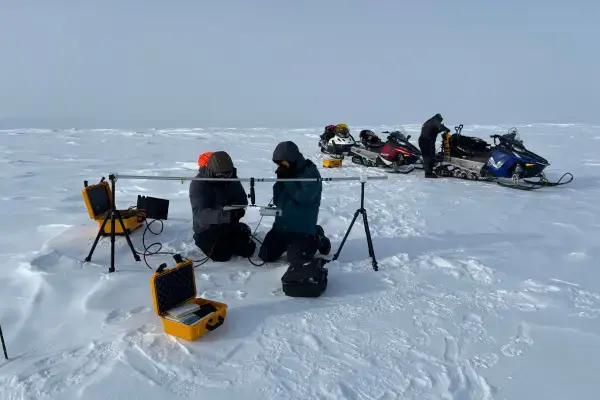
[197,151,214,167]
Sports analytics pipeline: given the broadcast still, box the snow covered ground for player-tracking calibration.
[0,123,599,400]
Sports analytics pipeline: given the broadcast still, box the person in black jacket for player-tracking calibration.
[419,113,450,178]
[189,151,256,261]
[258,141,331,266]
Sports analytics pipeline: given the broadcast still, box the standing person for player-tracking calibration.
[419,113,450,178]
[189,151,256,262]
[258,141,331,266]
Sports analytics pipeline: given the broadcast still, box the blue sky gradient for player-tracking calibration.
[0,0,597,128]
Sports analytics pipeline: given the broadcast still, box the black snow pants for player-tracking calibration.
[418,135,437,174]
[194,222,256,262]
[258,229,319,266]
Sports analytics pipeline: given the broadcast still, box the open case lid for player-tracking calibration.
[81,181,113,219]
[150,260,197,316]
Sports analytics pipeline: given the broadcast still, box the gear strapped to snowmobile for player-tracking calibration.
[349,128,423,174]
[318,123,357,159]
[434,125,574,190]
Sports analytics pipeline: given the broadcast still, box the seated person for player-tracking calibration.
[258,141,330,266]
[189,151,256,262]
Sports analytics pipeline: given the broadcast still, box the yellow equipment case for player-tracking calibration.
[322,158,343,168]
[150,255,228,341]
[81,179,145,235]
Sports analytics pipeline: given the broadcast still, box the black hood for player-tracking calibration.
[272,141,306,166]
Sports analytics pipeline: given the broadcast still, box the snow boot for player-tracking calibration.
[238,222,251,236]
[315,225,331,255]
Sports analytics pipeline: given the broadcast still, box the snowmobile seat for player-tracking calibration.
[366,142,385,152]
[359,130,385,150]
[449,134,491,158]
[320,125,336,142]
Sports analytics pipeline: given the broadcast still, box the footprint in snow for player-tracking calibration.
[522,279,561,293]
[199,289,247,300]
[104,306,151,324]
[228,270,253,284]
[500,322,533,357]
[471,352,499,369]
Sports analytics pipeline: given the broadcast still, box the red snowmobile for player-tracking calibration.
[349,129,423,173]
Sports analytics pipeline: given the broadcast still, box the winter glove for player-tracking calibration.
[275,166,286,178]
[230,208,245,222]
[276,166,295,179]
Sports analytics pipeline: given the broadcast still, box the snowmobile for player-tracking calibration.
[318,123,357,159]
[434,125,573,190]
[349,128,423,174]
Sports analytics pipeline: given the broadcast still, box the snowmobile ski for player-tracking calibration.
[389,164,415,174]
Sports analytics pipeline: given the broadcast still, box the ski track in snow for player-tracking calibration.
[0,124,600,399]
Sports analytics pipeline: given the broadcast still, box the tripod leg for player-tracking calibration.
[115,210,141,262]
[361,209,378,271]
[110,210,116,273]
[332,209,360,261]
[0,323,8,360]
[84,211,110,262]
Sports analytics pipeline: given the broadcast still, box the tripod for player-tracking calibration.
[84,174,140,273]
[330,178,378,271]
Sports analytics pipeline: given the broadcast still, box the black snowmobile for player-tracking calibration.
[349,129,423,173]
[318,124,357,159]
[434,125,574,190]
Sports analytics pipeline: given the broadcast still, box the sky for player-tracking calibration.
[0,0,598,129]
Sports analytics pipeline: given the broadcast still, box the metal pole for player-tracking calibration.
[99,172,387,273]
[112,173,388,183]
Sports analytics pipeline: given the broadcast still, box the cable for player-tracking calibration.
[124,196,275,270]
[245,197,273,267]
[126,207,210,270]
[247,232,266,266]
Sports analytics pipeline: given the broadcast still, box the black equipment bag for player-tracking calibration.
[281,257,328,298]
[449,134,490,157]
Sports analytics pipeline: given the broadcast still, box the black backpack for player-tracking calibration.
[281,257,328,298]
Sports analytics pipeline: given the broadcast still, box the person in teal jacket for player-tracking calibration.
[258,141,331,266]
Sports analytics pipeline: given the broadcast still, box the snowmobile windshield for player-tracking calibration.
[389,131,408,142]
[496,129,547,164]
[504,128,523,144]
[336,127,350,138]
[387,127,409,141]
[500,131,525,150]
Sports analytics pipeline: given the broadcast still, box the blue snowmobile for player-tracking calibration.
[434,125,573,190]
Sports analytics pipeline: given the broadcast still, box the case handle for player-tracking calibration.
[206,316,224,331]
